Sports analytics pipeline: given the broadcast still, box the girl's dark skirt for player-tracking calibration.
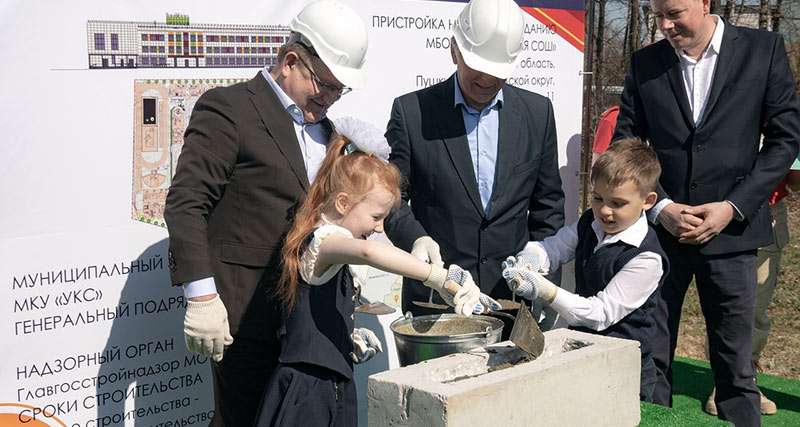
[255,362,356,427]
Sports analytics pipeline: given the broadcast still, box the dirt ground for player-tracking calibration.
[675,192,800,380]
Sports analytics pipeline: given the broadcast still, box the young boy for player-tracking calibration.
[502,137,667,402]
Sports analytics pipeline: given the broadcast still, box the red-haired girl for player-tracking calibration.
[255,118,486,427]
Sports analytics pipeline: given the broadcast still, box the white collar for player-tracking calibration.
[591,211,649,249]
[261,68,319,125]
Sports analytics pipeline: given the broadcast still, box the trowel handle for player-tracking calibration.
[443,280,461,296]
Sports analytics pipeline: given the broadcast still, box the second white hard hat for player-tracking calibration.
[452,0,525,79]
[290,0,368,89]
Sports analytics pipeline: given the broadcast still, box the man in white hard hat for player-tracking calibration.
[164,2,368,425]
[385,0,564,315]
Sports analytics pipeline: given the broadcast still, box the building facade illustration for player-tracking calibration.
[88,14,290,69]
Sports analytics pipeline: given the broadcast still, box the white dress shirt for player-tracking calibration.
[453,75,503,213]
[649,16,743,222]
[532,213,664,332]
[183,68,330,298]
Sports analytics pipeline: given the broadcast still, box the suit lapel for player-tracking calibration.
[661,47,695,129]
[487,85,520,220]
[699,21,738,127]
[436,76,485,217]
[247,74,310,192]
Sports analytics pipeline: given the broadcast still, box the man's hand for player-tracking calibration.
[678,202,734,245]
[184,294,234,362]
[411,236,443,267]
[351,327,383,364]
[657,202,703,237]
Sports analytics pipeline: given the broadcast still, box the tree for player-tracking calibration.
[772,0,783,33]
[759,0,770,30]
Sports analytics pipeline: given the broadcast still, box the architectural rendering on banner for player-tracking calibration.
[87,14,291,69]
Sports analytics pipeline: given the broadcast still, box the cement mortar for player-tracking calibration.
[392,317,497,336]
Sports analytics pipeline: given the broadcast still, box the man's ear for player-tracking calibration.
[279,51,299,79]
[334,192,351,215]
[643,191,658,210]
[450,37,459,65]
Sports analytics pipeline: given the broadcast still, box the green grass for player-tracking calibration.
[640,357,800,426]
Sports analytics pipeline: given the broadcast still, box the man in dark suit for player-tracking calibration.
[384,0,564,315]
[614,0,800,424]
[163,2,368,425]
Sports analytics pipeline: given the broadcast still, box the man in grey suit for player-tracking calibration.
[384,0,564,314]
[164,2,368,425]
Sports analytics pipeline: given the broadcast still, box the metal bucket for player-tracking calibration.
[390,313,504,367]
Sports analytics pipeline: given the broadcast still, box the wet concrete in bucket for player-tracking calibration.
[393,317,496,336]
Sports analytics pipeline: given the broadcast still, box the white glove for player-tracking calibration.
[501,259,558,303]
[184,295,234,362]
[515,242,549,275]
[411,236,443,267]
[423,264,480,316]
[351,327,383,364]
[474,293,503,314]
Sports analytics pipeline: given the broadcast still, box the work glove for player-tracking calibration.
[473,293,503,314]
[184,295,234,362]
[351,327,383,364]
[411,236,443,267]
[424,264,481,316]
[514,242,549,275]
[501,259,558,304]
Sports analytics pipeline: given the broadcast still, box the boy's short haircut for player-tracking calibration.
[591,137,661,194]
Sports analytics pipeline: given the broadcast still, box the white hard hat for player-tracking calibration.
[452,0,525,79]
[290,0,368,89]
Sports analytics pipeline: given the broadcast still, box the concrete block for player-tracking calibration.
[368,328,641,427]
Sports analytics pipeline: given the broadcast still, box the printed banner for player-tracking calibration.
[0,1,584,425]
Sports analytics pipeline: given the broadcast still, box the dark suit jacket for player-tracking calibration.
[384,75,565,311]
[165,73,332,338]
[614,22,800,255]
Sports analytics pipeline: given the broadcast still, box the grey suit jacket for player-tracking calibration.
[384,75,565,312]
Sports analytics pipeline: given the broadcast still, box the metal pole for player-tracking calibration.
[580,0,596,213]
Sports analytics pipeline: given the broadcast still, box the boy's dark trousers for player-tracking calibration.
[652,231,761,426]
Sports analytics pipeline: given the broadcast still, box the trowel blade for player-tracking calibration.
[508,300,545,358]
[411,300,450,310]
[354,302,396,315]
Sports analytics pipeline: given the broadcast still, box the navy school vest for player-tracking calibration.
[278,233,356,380]
[572,209,669,361]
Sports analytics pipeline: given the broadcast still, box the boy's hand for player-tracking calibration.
[514,243,549,275]
[502,263,558,304]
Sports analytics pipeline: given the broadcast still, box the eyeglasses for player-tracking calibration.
[295,55,352,97]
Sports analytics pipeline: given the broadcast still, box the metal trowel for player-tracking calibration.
[412,281,461,310]
[354,301,396,315]
[508,300,545,358]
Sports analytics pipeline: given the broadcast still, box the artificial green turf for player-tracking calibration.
[640,357,800,426]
